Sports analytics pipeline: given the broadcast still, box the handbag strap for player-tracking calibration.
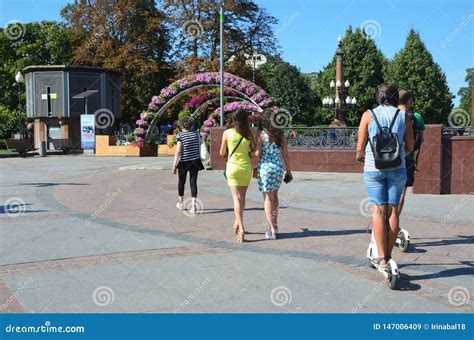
[227,136,244,162]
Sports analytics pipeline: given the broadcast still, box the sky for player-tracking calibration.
[1,0,472,105]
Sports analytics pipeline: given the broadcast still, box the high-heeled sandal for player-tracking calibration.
[236,227,245,243]
[233,224,239,235]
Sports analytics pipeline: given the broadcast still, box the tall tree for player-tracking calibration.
[61,0,174,123]
[258,59,319,126]
[315,26,388,126]
[162,0,278,78]
[457,68,473,114]
[386,29,454,123]
[0,21,72,137]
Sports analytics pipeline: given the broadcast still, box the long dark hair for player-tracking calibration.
[228,109,253,142]
[259,110,285,147]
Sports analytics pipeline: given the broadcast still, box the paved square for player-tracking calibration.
[0,156,472,313]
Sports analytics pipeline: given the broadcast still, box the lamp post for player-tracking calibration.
[15,71,26,139]
[15,71,24,109]
[219,0,225,127]
[323,36,357,127]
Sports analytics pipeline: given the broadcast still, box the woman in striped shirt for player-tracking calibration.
[172,117,204,214]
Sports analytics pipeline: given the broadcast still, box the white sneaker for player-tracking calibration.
[176,203,184,210]
[265,231,276,240]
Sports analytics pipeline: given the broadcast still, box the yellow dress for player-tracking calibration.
[226,128,252,187]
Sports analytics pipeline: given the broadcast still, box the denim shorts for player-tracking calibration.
[364,167,407,205]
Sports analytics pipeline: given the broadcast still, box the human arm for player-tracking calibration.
[219,130,228,158]
[404,113,415,156]
[356,111,370,162]
[172,140,181,175]
[253,131,263,159]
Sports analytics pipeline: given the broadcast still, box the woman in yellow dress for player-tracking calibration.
[219,109,255,243]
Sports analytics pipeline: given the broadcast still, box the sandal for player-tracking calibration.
[371,257,388,269]
[236,226,245,243]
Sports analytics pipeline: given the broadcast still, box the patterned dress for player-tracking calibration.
[257,131,284,192]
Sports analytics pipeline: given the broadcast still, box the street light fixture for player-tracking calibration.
[323,36,357,126]
[15,71,24,84]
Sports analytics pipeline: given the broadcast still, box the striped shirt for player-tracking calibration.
[177,131,200,162]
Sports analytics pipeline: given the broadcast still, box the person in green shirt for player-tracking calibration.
[398,90,425,215]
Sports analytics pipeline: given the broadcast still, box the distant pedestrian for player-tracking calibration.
[255,111,293,240]
[397,90,425,215]
[219,109,255,243]
[172,117,204,214]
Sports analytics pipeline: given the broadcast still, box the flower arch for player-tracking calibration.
[135,72,277,147]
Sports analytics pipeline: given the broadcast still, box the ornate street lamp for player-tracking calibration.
[322,36,357,127]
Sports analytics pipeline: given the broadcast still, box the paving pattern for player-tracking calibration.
[0,155,472,313]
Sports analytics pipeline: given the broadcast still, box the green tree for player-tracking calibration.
[0,21,72,135]
[315,26,388,126]
[386,29,454,123]
[258,59,319,125]
[162,0,278,78]
[61,0,174,124]
[457,68,473,114]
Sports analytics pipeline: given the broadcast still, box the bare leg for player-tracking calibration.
[231,186,248,233]
[398,187,408,216]
[263,192,275,231]
[272,190,279,229]
[372,204,388,264]
[386,204,400,258]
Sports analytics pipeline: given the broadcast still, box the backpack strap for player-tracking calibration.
[388,109,401,132]
[370,109,383,132]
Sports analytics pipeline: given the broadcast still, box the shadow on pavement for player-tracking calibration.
[18,182,89,187]
[277,228,366,239]
[400,261,474,281]
[201,207,265,214]
[412,235,474,248]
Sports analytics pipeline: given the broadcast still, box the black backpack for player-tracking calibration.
[407,111,423,151]
[368,109,402,170]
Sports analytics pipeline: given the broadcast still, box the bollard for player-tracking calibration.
[39,141,47,157]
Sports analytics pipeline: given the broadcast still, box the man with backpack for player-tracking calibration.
[397,90,425,215]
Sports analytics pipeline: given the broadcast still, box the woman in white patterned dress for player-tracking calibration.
[255,112,293,240]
